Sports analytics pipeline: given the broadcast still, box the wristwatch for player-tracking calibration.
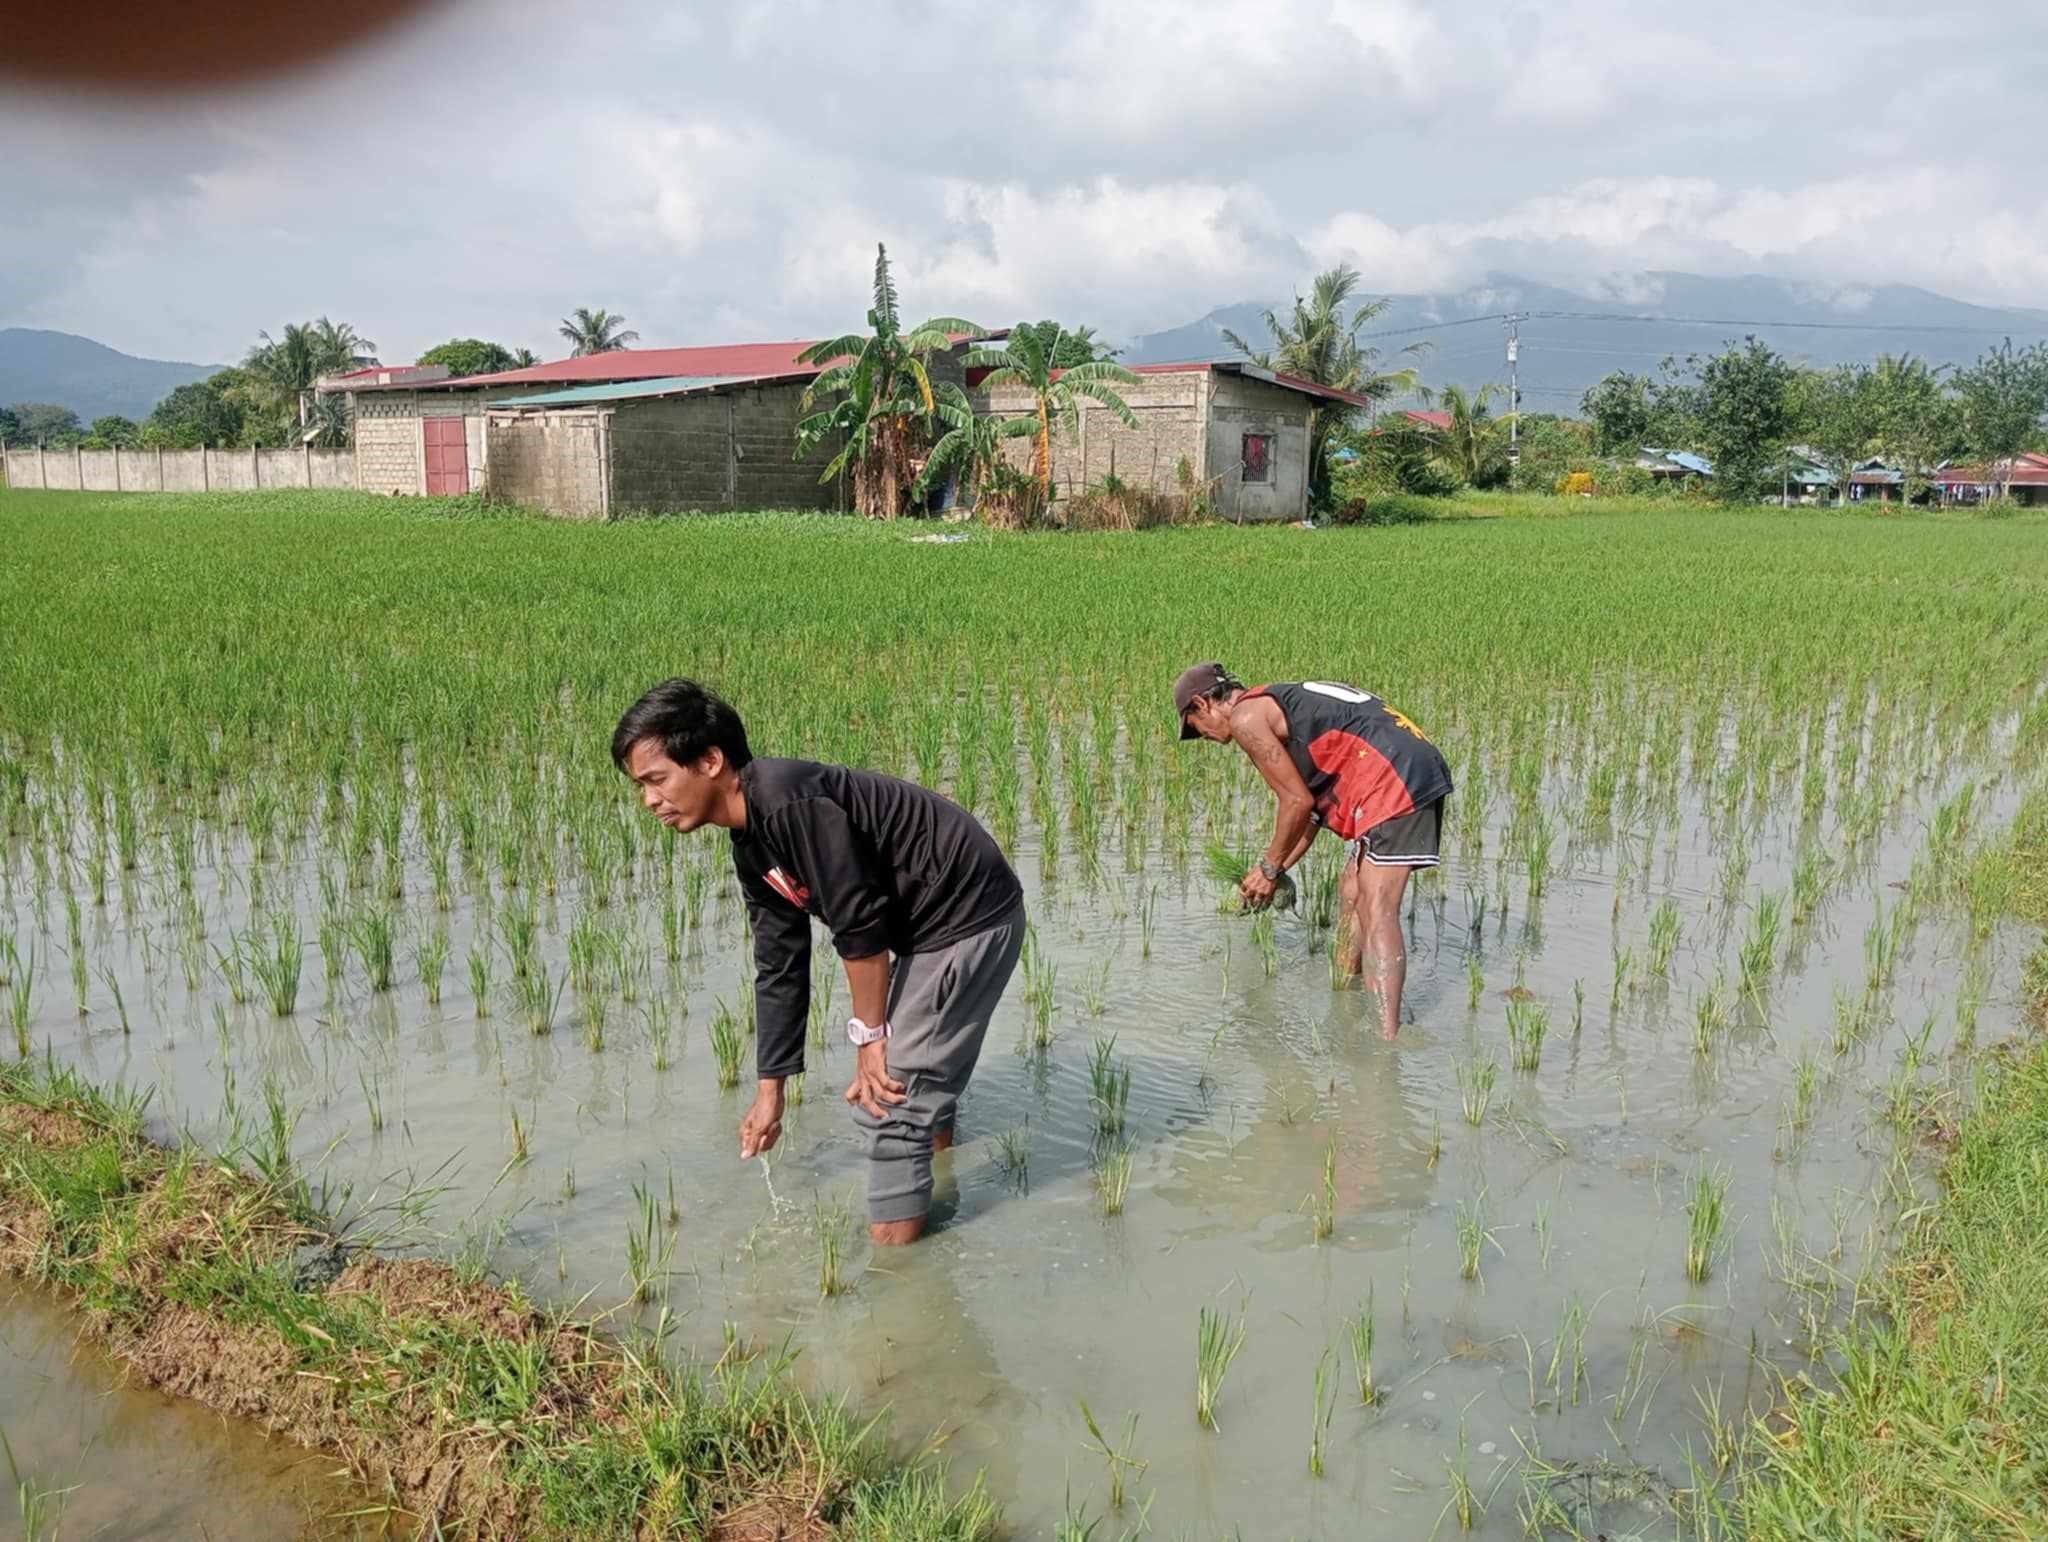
[847,1016,891,1046]
[1258,860,1284,882]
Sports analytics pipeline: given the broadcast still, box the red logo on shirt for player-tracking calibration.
[764,867,811,909]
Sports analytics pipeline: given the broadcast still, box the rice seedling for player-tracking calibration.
[467,941,493,1017]
[1346,1284,1378,1405]
[1523,810,1553,897]
[1308,1347,1338,1477]
[1691,982,1730,1058]
[1739,892,1783,991]
[1095,1140,1134,1216]
[516,960,564,1035]
[1790,844,1827,922]
[709,999,744,1089]
[1534,1199,1553,1271]
[1083,956,1112,1016]
[1307,1133,1337,1242]
[1078,1401,1147,1511]
[1611,945,1632,1009]
[244,912,302,1016]
[1546,1294,1588,1406]
[624,1179,675,1304]
[359,1069,385,1133]
[814,1192,852,1297]
[1684,1162,1730,1283]
[8,950,32,1059]
[1087,1034,1131,1136]
[1441,1414,1480,1532]
[349,908,396,992]
[1457,1054,1497,1126]
[508,1107,530,1166]
[994,1125,1029,1181]
[646,991,675,1071]
[1194,1304,1247,1431]
[1019,928,1058,1050]
[1571,977,1584,1035]
[416,924,450,1007]
[1456,1190,1496,1282]
[1791,1047,1820,1128]
[1646,896,1681,976]
[1137,882,1159,958]
[99,967,130,1034]
[1250,908,1279,977]
[1466,954,1483,1009]
[1506,998,1548,1071]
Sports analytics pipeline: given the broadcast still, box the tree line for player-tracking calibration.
[1,307,636,452]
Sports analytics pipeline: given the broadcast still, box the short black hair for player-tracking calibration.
[611,678,753,773]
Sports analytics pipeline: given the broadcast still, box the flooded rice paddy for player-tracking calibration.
[3,704,2034,1539]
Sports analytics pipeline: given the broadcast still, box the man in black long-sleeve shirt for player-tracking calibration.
[613,678,1026,1245]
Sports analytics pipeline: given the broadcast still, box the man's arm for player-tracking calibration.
[735,861,811,1159]
[1232,697,1317,905]
[775,798,908,1119]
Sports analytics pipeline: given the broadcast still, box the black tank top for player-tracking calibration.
[1244,681,1453,840]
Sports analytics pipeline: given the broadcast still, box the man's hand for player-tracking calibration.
[740,1080,785,1159]
[1239,866,1278,910]
[844,1040,907,1120]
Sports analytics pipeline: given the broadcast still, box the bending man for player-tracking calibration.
[1175,664,1452,1039]
[613,679,1026,1244]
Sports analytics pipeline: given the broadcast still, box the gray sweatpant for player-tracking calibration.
[850,903,1026,1223]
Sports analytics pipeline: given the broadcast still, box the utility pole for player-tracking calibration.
[1504,312,1525,489]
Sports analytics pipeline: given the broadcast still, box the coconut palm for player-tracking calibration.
[964,323,1139,498]
[242,318,380,442]
[794,244,983,518]
[1424,382,1512,488]
[558,308,639,356]
[1222,264,1429,509]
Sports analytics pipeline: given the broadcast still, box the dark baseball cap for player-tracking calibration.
[1174,662,1236,739]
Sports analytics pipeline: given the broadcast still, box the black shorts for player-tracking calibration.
[1350,798,1444,868]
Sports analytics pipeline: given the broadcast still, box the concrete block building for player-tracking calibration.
[969,361,1369,523]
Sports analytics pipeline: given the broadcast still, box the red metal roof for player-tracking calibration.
[1932,452,2048,487]
[964,359,1375,409]
[427,340,831,390]
[1400,409,1453,430]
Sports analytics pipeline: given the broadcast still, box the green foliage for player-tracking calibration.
[1695,336,1798,502]
[239,319,377,447]
[965,322,1139,498]
[8,402,82,447]
[1579,356,1699,454]
[1223,263,1427,510]
[795,244,984,519]
[1790,363,1879,501]
[556,308,637,357]
[416,338,525,378]
[142,373,245,449]
[83,415,140,449]
[1425,382,1513,490]
[1952,336,2048,491]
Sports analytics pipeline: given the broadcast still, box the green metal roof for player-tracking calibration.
[490,372,798,407]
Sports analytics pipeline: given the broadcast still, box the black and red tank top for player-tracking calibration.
[1244,682,1453,840]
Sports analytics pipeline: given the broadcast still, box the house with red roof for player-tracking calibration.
[1929,451,2048,507]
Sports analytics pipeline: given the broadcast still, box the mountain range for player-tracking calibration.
[1,329,227,424]
[1115,273,2048,412]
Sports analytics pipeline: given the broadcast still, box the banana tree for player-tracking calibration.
[963,323,1139,498]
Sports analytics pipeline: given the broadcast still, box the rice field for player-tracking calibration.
[3,486,2047,1537]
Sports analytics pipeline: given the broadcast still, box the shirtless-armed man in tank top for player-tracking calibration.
[1174,663,1453,1040]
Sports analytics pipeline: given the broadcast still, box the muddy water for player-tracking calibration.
[0,1286,391,1539]
[6,749,2035,1539]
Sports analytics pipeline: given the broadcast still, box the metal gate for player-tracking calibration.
[423,417,469,495]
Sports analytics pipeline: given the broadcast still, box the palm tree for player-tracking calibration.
[964,323,1139,499]
[1222,264,1429,509]
[912,401,1034,510]
[1425,382,1511,488]
[511,348,540,369]
[242,318,380,441]
[794,244,983,518]
[558,308,639,356]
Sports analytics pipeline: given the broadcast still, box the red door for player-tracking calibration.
[423,417,469,494]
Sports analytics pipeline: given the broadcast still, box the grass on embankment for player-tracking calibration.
[1737,946,2048,1540]
[0,1058,995,1541]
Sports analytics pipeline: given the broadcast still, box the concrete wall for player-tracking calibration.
[607,382,840,514]
[353,391,422,495]
[1205,372,1313,523]
[970,371,1211,506]
[3,445,353,493]
[483,411,607,519]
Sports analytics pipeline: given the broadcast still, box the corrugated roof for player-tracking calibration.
[967,359,1375,409]
[425,341,830,392]
[489,371,814,407]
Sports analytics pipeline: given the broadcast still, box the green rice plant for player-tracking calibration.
[1078,1401,1147,1512]
[349,908,396,992]
[1194,1304,1247,1431]
[1739,892,1784,990]
[246,912,303,1016]
[1864,899,1904,989]
[709,998,744,1089]
[1137,883,1159,959]
[8,948,33,1059]
[1095,1140,1134,1217]
[1083,956,1112,1017]
[99,967,129,1035]
[1791,1047,1821,1128]
[583,985,609,1053]
[646,991,674,1071]
[1790,845,1826,922]
[3,1429,74,1542]
[624,1179,675,1303]
[561,1165,576,1200]
[1647,898,1680,976]
[1442,1414,1480,1532]
[1571,977,1584,1035]
[1308,1347,1338,1477]
[1523,810,1553,897]
[1534,1199,1553,1271]
[1466,954,1483,1009]
[213,937,249,1006]
[1611,945,1632,1009]
[1307,1134,1337,1242]
[815,1192,852,1298]
[1506,998,1548,1072]
[516,959,564,1036]
[1685,1162,1730,1283]
[467,941,493,1017]
[1250,908,1279,977]
[317,914,346,989]
[1545,1294,1587,1405]
[416,924,450,1007]
[1832,983,1874,1055]
[1346,1283,1378,1405]
[1019,929,1057,1051]
[1086,1034,1131,1136]
[1456,1189,1498,1283]
[994,1125,1029,1181]
[359,1069,384,1134]
[1691,981,1730,1057]
[508,1106,530,1166]
[1457,1054,1497,1126]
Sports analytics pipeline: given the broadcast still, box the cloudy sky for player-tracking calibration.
[5,0,2045,365]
